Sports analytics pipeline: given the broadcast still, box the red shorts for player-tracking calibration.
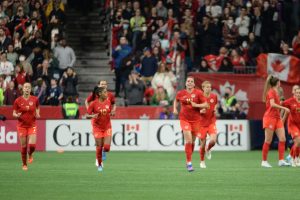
[263,117,284,131]
[197,123,217,139]
[17,126,37,137]
[93,127,112,139]
[180,120,200,136]
[288,124,300,139]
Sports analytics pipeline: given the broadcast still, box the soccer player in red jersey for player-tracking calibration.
[173,76,208,172]
[282,87,300,167]
[191,81,218,168]
[261,75,290,167]
[85,80,116,164]
[85,80,116,115]
[86,87,112,172]
[13,83,40,171]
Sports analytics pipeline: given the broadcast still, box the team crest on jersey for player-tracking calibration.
[29,101,33,106]
[210,98,214,103]
[269,125,273,129]
[191,94,195,98]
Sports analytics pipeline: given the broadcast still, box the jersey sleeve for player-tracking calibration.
[109,93,116,105]
[13,98,18,111]
[35,97,40,108]
[268,89,277,100]
[176,91,181,101]
[282,98,292,109]
[86,93,93,103]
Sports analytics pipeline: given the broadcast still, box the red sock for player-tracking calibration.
[199,147,205,161]
[103,144,110,152]
[192,143,195,153]
[290,145,295,158]
[207,141,216,151]
[185,143,192,163]
[262,142,270,161]
[21,146,27,166]
[28,144,36,156]
[96,146,103,166]
[278,141,286,160]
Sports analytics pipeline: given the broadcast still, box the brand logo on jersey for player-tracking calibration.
[210,98,214,103]
[29,101,33,106]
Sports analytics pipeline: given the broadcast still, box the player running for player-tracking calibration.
[85,80,116,164]
[173,76,208,172]
[282,86,300,167]
[191,81,218,168]
[13,83,40,171]
[86,87,112,172]
[261,75,290,167]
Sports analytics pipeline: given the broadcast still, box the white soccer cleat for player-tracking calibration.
[205,149,212,160]
[200,161,207,169]
[95,159,104,168]
[295,157,300,167]
[291,159,297,167]
[278,160,291,167]
[261,161,272,168]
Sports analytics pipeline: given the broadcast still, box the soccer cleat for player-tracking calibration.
[278,160,291,167]
[295,157,300,167]
[102,150,106,161]
[200,161,207,169]
[261,161,272,168]
[186,163,194,172]
[286,154,292,164]
[97,165,103,172]
[28,155,33,164]
[291,159,297,167]
[22,165,28,171]
[205,148,212,160]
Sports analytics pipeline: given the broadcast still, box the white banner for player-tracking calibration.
[46,120,250,151]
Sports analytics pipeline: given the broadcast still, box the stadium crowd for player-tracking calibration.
[0,0,78,107]
[109,0,300,118]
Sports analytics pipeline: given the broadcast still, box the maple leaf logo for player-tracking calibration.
[271,59,285,72]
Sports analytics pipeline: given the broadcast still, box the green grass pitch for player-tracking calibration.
[0,151,299,200]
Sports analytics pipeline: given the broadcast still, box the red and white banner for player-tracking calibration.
[0,120,46,151]
[257,53,300,84]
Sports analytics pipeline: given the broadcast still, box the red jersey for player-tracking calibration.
[87,99,112,131]
[176,89,204,122]
[263,88,280,119]
[282,97,300,129]
[13,96,39,128]
[199,93,218,126]
[86,91,115,105]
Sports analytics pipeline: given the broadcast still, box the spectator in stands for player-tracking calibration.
[130,8,145,50]
[61,67,78,101]
[219,57,233,72]
[230,49,245,67]
[11,5,29,34]
[19,55,33,80]
[112,36,132,97]
[48,1,66,25]
[54,38,76,76]
[14,65,27,87]
[118,20,132,45]
[152,45,165,64]
[34,77,47,104]
[0,86,3,105]
[151,62,176,100]
[0,52,14,83]
[46,78,62,106]
[219,86,237,119]
[144,80,154,105]
[137,23,151,51]
[261,0,276,52]
[36,59,52,85]
[0,27,11,51]
[280,42,293,55]
[13,32,22,52]
[150,86,170,106]
[207,0,222,18]
[158,31,170,53]
[156,0,167,19]
[247,32,263,66]
[62,96,79,119]
[140,47,158,82]
[235,6,250,44]
[7,44,18,66]
[4,81,20,105]
[159,105,175,119]
[223,15,238,48]
[119,53,135,95]
[46,15,63,50]
[125,70,145,105]
[292,29,300,57]
[194,59,209,72]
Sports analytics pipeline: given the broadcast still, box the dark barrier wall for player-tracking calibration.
[250,120,293,150]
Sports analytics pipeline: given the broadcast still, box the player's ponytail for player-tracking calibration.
[262,75,279,102]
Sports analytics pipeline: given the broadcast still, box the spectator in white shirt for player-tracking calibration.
[54,38,76,76]
[235,7,250,44]
[0,52,14,83]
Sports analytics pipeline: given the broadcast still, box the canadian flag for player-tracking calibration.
[256,53,300,83]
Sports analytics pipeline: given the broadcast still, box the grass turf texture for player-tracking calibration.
[0,151,299,200]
